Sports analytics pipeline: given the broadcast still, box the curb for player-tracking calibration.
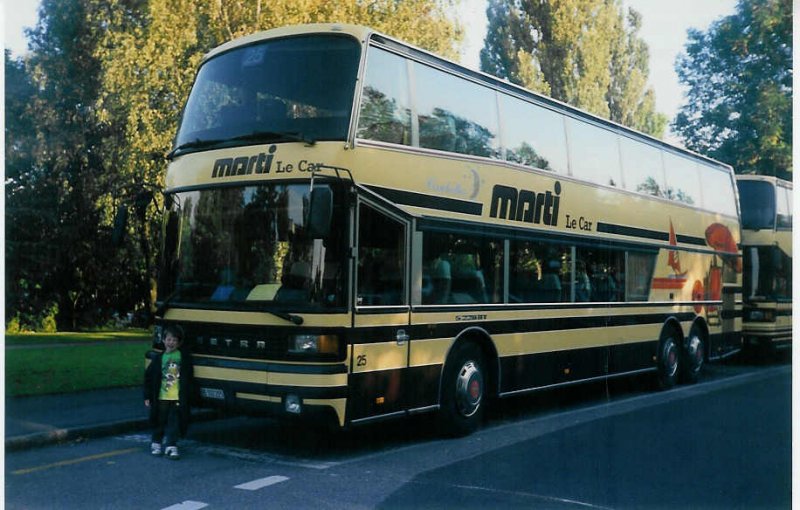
[5,409,222,452]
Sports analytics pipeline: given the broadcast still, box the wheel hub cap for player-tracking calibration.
[456,361,483,417]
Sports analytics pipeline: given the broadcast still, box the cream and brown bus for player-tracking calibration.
[736,175,792,355]
[154,24,742,434]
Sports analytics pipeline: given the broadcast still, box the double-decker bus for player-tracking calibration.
[154,24,742,434]
[736,175,792,355]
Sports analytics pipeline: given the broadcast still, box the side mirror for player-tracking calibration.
[306,186,333,238]
[112,205,129,247]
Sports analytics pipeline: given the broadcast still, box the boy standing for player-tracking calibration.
[144,325,193,460]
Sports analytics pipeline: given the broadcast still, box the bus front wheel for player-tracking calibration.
[439,342,485,436]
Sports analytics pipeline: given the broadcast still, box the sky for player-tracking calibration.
[3,0,737,142]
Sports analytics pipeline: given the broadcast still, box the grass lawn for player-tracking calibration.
[5,329,151,346]
[6,330,153,397]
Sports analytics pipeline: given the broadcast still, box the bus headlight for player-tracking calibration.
[746,309,775,322]
[289,334,339,355]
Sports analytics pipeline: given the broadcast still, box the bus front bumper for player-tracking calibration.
[191,356,348,427]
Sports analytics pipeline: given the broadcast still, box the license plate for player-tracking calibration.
[200,387,225,400]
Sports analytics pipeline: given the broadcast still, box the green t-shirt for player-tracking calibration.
[159,350,182,401]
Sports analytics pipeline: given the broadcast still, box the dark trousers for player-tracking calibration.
[152,400,180,447]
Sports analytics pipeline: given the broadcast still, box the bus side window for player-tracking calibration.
[575,248,624,303]
[423,232,504,305]
[509,240,569,304]
[626,251,656,301]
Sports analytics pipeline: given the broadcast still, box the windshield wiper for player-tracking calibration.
[230,130,316,147]
[262,307,304,325]
[166,131,316,160]
[166,138,227,160]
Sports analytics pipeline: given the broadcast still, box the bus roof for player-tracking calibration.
[202,22,733,174]
[736,174,793,188]
[203,23,372,62]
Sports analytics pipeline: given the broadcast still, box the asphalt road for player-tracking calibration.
[5,359,791,509]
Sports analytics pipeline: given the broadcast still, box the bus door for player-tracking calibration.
[349,200,412,422]
[712,253,742,357]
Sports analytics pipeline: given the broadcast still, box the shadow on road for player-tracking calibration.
[185,349,790,463]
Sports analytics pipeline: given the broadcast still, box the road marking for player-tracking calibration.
[161,501,208,510]
[11,447,139,475]
[448,483,613,509]
[235,475,289,491]
[118,434,337,470]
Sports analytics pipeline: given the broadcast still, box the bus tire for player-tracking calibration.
[438,342,485,437]
[680,326,705,384]
[656,328,680,390]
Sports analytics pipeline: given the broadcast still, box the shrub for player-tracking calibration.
[6,315,22,334]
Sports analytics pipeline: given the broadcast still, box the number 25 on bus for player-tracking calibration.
[149,24,743,435]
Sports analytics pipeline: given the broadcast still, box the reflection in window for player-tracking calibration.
[357,204,406,306]
[699,166,737,216]
[620,136,665,197]
[500,96,568,173]
[176,35,359,147]
[160,185,345,309]
[509,241,569,303]
[414,62,500,158]
[663,153,700,206]
[776,184,792,228]
[357,48,412,145]
[744,246,792,301]
[566,118,622,187]
[575,248,625,303]
[422,232,503,304]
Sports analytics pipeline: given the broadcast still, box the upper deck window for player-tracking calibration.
[620,136,665,197]
[737,180,776,229]
[566,118,622,187]
[357,48,412,146]
[662,152,701,206]
[414,62,501,158]
[500,96,568,173]
[174,35,360,155]
[699,166,738,217]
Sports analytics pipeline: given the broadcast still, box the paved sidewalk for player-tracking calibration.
[5,387,151,451]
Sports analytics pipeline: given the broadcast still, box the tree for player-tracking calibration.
[4,51,59,330]
[673,0,792,178]
[6,1,148,330]
[480,0,667,137]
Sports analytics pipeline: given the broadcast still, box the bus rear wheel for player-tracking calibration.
[439,342,485,436]
[656,329,680,390]
[680,327,705,384]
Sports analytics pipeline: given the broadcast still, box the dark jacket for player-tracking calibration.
[144,348,194,437]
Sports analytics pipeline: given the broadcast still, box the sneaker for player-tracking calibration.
[150,442,162,456]
[165,446,180,460]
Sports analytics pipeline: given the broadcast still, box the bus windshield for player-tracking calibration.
[737,180,775,230]
[173,34,360,155]
[158,184,347,311]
